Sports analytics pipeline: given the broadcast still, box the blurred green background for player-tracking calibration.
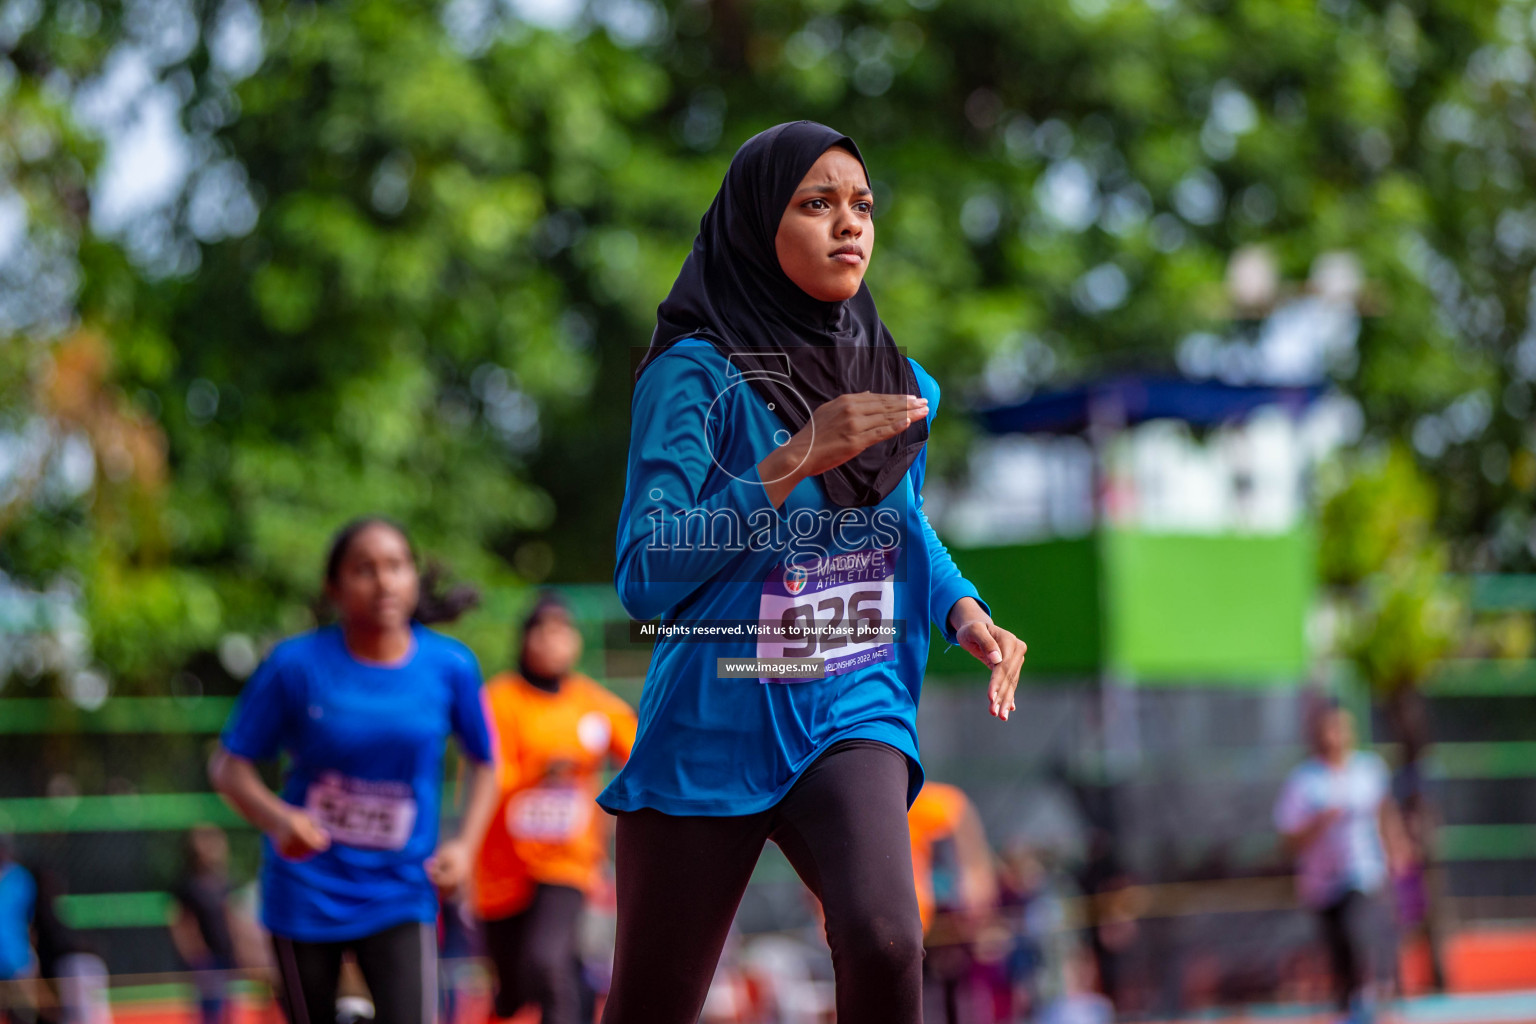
[3,0,1533,694]
[4,0,1536,1003]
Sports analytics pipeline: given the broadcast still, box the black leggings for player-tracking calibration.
[271,920,435,1024]
[482,884,586,1024]
[601,739,924,1024]
[1318,890,1378,1010]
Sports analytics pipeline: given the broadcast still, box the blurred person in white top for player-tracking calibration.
[1275,700,1405,1022]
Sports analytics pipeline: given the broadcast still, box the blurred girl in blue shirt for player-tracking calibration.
[211,519,500,1024]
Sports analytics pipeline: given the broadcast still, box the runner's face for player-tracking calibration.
[1314,708,1353,760]
[523,613,582,678]
[774,147,874,302]
[328,523,419,633]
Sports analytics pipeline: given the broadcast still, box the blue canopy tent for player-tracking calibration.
[973,374,1329,436]
[936,372,1333,680]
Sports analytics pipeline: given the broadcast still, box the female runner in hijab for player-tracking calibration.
[599,121,1028,1024]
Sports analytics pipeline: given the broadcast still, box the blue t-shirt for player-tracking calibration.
[0,862,35,980]
[221,624,492,942]
[599,339,987,816]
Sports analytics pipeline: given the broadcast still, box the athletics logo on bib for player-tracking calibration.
[304,773,417,851]
[756,547,898,682]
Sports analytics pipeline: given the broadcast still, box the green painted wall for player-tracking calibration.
[1102,529,1313,682]
[0,697,236,734]
[932,536,1102,677]
[933,529,1314,684]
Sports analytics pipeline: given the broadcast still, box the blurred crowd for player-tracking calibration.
[0,691,1444,1024]
[0,574,1444,1024]
[0,823,261,1024]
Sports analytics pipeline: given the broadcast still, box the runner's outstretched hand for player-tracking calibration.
[273,809,330,861]
[426,837,472,895]
[949,597,1027,721]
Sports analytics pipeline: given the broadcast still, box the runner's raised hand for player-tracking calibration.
[760,392,928,507]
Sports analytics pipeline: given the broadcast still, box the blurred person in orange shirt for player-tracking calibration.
[908,783,1002,1024]
[474,593,637,1024]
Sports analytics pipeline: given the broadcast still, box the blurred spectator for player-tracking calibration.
[471,592,635,1024]
[225,881,270,988]
[0,835,36,1024]
[909,783,1001,1024]
[1077,830,1139,1011]
[30,868,111,1024]
[697,925,753,1024]
[739,933,834,1024]
[168,825,237,1024]
[1035,946,1114,1024]
[1021,850,1082,1011]
[1388,696,1449,993]
[996,843,1046,1016]
[1274,701,1405,1022]
[434,894,478,1024]
[576,871,619,1021]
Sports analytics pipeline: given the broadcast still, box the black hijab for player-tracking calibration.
[517,591,571,693]
[637,121,926,508]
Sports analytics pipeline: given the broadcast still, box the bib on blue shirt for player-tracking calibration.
[222,624,491,942]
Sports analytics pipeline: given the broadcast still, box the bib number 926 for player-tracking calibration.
[779,589,886,658]
[756,548,899,680]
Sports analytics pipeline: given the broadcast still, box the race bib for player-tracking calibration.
[506,787,591,842]
[756,547,899,682]
[304,773,417,851]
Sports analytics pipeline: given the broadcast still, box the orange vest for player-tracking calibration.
[473,672,637,920]
[907,782,970,932]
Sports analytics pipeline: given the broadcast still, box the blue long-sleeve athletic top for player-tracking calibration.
[598,339,987,815]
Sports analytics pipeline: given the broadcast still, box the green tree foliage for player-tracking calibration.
[1319,446,1464,695]
[130,3,685,669]
[1,0,1533,694]
[1,20,186,687]
[662,0,1533,553]
[4,0,688,684]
